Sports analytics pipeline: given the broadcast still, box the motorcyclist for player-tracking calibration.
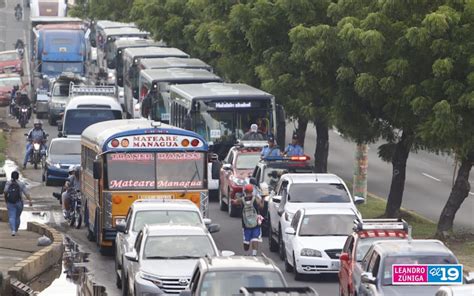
[15,39,24,50]
[14,4,22,20]
[62,165,81,218]
[15,91,31,121]
[23,120,47,169]
[9,85,19,117]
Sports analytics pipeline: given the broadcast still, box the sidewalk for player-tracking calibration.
[0,218,42,284]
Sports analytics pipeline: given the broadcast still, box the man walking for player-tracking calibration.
[3,171,32,236]
[232,184,264,256]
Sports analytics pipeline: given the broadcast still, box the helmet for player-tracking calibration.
[68,165,75,173]
[34,119,42,126]
[73,165,81,172]
[244,184,254,193]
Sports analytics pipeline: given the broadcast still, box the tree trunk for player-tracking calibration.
[436,152,473,236]
[296,118,308,148]
[314,118,329,173]
[384,131,413,217]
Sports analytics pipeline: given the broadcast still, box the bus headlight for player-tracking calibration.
[114,217,126,226]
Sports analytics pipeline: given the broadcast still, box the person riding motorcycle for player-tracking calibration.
[62,165,81,218]
[9,85,19,117]
[14,91,31,121]
[14,4,22,20]
[23,120,47,169]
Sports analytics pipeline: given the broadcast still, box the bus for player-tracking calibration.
[139,57,213,72]
[81,119,209,253]
[169,82,286,197]
[138,68,222,123]
[90,20,135,48]
[30,0,67,17]
[122,47,189,118]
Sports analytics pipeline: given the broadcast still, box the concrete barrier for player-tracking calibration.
[7,222,64,288]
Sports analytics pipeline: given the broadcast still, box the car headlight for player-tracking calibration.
[138,271,162,285]
[231,176,246,186]
[285,212,294,222]
[301,248,322,257]
[118,90,124,97]
[114,217,126,226]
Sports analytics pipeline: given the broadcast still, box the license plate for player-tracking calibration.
[138,195,174,200]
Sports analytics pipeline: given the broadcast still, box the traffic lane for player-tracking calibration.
[209,201,339,295]
[291,123,473,229]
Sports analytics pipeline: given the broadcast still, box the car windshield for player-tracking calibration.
[50,140,81,155]
[299,214,356,236]
[356,236,407,262]
[200,271,285,296]
[382,255,457,285]
[144,235,215,259]
[0,77,21,87]
[132,210,202,232]
[0,52,18,61]
[64,109,122,135]
[235,153,261,170]
[42,62,83,76]
[288,183,351,203]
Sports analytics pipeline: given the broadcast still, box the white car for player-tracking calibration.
[114,199,218,290]
[267,173,363,260]
[123,224,222,296]
[284,207,359,280]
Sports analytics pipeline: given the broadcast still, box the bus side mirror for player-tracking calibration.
[93,160,102,179]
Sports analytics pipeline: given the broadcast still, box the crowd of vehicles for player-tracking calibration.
[4,10,472,295]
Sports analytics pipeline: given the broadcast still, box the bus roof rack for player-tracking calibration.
[353,218,409,232]
[69,83,116,97]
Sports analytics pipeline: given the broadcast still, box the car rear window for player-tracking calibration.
[288,183,351,203]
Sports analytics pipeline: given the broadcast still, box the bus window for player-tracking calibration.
[106,153,156,190]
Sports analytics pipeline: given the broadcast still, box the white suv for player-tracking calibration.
[267,174,363,260]
[114,199,218,290]
[123,224,222,296]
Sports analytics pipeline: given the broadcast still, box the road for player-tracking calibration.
[287,123,474,230]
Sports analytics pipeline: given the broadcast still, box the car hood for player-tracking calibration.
[141,259,197,277]
[50,96,69,104]
[285,202,355,215]
[49,154,80,165]
[0,86,11,93]
[0,60,20,68]
[297,236,347,251]
[380,285,441,296]
[233,169,253,179]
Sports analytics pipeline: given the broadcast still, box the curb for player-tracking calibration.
[0,211,64,295]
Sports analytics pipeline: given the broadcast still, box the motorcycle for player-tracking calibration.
[18,105,29,128]
[30,140,44,169]
[53,189,82,229]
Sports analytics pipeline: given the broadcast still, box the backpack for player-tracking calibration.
[242,196,258,228]
[6,181,21,203]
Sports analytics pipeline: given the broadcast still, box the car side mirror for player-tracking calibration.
[207,223,220,233]
[354,196,365,205]
[116,221,126,233]
[93,160,102,179]
[285,227,295,235]
[222,163,232,170]
[361,272,376,285]
[179,291,192,296]
[203,218,212,225]
[221,250,235,257]
[339,252,349,262]
[272,195,281,203]
[124,250,138,262]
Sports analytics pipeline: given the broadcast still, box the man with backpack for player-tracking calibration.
[231,184,264,256]
[3,171,32,236]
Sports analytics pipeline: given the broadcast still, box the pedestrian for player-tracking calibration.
[242,124,264,141]
[284,134,304,156]
[261,135,281,158]
[3,171,32,236]
[231,184,264,256]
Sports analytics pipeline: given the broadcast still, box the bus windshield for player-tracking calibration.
[106,152,205,190]
[193,108,272,144]
[64,109,122,135]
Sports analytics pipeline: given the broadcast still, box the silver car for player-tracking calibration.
[123,224,221,296]
[114,199,217,290]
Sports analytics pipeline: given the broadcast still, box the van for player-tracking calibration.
[58,85,122,138]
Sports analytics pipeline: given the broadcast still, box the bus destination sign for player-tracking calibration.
[107,135,204,149]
